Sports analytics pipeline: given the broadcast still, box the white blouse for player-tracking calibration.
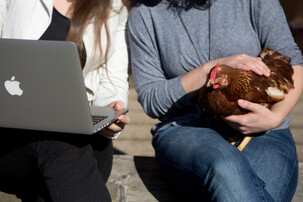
[0,0,129,107]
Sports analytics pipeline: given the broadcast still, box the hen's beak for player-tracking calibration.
[206,80,214,87]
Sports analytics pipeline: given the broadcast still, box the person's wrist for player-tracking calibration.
[200,61,216,78]
[107,131,122,140]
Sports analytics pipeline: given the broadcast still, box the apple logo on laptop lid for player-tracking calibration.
[4,76,24,96]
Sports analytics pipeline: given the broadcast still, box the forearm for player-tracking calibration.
[181,60,220,97]
[271,65,303,123]
[97,23,129,107]
[181,54,270,97]
[94,65,129,107]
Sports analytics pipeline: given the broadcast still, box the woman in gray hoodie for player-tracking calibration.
[128,0,303,201]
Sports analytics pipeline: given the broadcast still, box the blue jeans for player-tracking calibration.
[153,125,298,201]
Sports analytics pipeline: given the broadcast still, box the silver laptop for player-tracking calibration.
[0,38,128,135]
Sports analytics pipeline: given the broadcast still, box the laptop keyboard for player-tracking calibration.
[92,115,108,125]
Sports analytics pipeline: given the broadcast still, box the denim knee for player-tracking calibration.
[153,125,274,201]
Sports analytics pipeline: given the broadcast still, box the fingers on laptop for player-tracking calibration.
[99,115,129,139]
[117,114,130,125]
[108,101,124,110]
[99,126,121,139]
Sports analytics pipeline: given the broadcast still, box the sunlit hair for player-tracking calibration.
[67,0,130,72]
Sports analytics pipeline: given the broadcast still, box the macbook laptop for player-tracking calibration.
[0,38,128,135]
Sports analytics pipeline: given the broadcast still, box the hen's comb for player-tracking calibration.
[210,63,219,80]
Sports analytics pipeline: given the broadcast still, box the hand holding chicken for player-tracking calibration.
[199,49,294,150]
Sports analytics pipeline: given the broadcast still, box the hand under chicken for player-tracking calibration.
[199,49,294,151]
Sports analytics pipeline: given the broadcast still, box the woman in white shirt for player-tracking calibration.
[0,0,130,201]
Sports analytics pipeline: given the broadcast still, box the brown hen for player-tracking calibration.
[198,48,294,150]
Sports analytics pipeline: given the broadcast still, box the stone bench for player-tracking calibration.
[107,155,178,201]
[1,155,303,201]
[108,155,303,201]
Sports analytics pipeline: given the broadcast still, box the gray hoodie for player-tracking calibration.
[128,0,303,135]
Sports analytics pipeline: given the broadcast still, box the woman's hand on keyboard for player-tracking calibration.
[98,101,130,139]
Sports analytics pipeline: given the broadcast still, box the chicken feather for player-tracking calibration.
[199,48,294,116]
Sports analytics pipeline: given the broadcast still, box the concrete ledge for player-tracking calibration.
[108,155,303,202]
[107,155,178,201]
[1,155,303,201]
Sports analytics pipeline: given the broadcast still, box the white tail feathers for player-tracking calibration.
[266,87,285,101]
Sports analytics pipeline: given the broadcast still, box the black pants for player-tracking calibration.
[0,127,113,202]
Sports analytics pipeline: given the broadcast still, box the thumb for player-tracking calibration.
[113,101,124,111]
[237,99,260,112]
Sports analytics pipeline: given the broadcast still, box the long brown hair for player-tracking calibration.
[67,0,129,70]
